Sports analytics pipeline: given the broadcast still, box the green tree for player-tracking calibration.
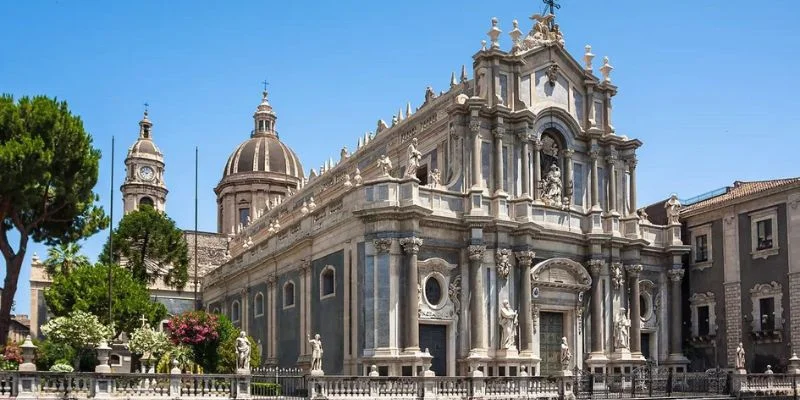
[101,205,188,288]
[44,263,167,337]
[43,242,89,277]
[0,94,107,345]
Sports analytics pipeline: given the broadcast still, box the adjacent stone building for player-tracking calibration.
[678,178,800,373]
[202,11,688,377]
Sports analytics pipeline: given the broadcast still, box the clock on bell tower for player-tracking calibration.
[121,108,168,214]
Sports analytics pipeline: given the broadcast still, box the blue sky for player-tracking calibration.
[1,0,798,315]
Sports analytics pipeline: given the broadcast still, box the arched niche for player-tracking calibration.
[532,107,582,149]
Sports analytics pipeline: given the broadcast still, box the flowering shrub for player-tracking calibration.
[129,325,170,357]
[167,311,219,345]
[50,363,74,373]
[3,342,23,364]
[41,310,112,349]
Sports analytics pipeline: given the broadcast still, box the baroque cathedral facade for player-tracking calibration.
[200,11,690,377]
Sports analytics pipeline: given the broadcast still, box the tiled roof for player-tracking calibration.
[682,178,800,213]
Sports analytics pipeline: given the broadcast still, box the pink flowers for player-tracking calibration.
[167,311,220,345]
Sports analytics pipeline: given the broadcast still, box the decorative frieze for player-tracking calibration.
[495,249,512,279]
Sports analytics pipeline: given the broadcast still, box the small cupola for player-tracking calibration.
[253,90,277,137]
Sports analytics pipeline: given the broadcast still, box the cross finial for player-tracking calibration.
[261,80,269,92]
[143,102,149,115]
[543,0,561,15]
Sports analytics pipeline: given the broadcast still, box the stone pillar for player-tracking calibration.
[627,158,638,215]
[606,153,617,212]
[588,260,605,354]
[586,86,596,129]
[493,127,505,195]
[267,275,277,363]
[400,237,423,352]
[532,139,543,202]
[469,245,488,353]
[516,251,535,352]
[667,268,685,356]
[519,133,531,197]
[626,264,643,355]
[470,118,482,188]
[589,150,600,209]
[562,149,574,203]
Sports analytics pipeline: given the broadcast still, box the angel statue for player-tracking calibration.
[405,138,423,178]
[377,155,393,177]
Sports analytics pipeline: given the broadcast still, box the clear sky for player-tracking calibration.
[2,0,798,315]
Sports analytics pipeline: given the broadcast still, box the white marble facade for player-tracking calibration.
[202,11,688,376]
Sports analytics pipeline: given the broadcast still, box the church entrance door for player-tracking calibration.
[419,324,447,376]
[539,312,564,376]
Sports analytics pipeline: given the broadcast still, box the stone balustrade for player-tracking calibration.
[8,372,248,400]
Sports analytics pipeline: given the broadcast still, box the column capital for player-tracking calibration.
[515,250,536,267]
[560,148,575,160]
[468,245,486,261]
[399,237,423,254]
[517,131,533,143]
[492,127,506,138]
[667,268,685,282]
[626,157,638,170]
[532,138,543,151]
[469,118,481,134]
[605,154,618,165]
[299,259,312,275]
[625,264,643,276]
[589,149,600,160]
[266,274,277,288]
[374,238,393,254]
[586,259,605,276]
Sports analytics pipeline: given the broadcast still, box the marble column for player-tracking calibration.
[626,264,643,354]
[267,275,277,362]
[667,268,685,356]
[468,245,487,352]
[562,149,575,203]
[470,118,482,188]
[519,133,531,197]
[516,251,535,352]
[627,158,638,215]
[586,86,596,129]
[532,139,543,202]
[587,260,605,354]
[493,127,505,194]
[589,150,600,209]
[606,153,618,212]
[400,237,423,352]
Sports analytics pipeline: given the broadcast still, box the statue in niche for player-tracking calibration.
[540,164,563,206]
[614,308,631,350]
[308,333,323,372]
[405,138,422,178]
[736,342,746,370]
[560,337,572,370]
[377,155,393,177]
[665,194,682,224]
[236,331,251,371]
[498,300,519,349]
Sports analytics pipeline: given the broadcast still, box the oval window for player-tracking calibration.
[425,277,443,306]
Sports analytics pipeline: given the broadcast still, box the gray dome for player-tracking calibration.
[129,139,161,156]
[223,135,303,179]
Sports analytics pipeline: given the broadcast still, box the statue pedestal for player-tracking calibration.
[236,368,251,375]
[310,369,325,377]
[556,368,573,377]
[495,347,519,359]
[610,348,632,360]
[735,369,747,375]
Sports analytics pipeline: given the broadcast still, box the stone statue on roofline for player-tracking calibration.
[665,194,682,224]
[516,13,565,53]
[405,138,422,178]
[377,155,393,177]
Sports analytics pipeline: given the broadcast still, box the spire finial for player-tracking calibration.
[143,102,149,117]
[450,72,457,88]
[460,65,468,83]
[261,80,270,100]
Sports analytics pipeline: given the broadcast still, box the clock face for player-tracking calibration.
[139,166,155,181]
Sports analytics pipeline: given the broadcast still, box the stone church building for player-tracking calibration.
[201,11,689,377]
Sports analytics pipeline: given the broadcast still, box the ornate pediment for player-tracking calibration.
[531,257,591,290]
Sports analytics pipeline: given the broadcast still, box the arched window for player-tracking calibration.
[254,292,264,317]
[320,266,336,299]
[139,196,154,208]
[231,300,241,323]
[212,307,221,314]
[283,282,295,309]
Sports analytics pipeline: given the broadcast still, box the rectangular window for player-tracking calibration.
[757,219,773,250]
[760,297,776,331]
[239,208,250,226]
[697,305,710,336]
[695,235,709,262]
[573,163,584,206]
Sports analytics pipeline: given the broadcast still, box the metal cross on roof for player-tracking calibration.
[262,80,269,92]
[543,0,561,15]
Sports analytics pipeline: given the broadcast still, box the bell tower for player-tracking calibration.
[121,107,168,214]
